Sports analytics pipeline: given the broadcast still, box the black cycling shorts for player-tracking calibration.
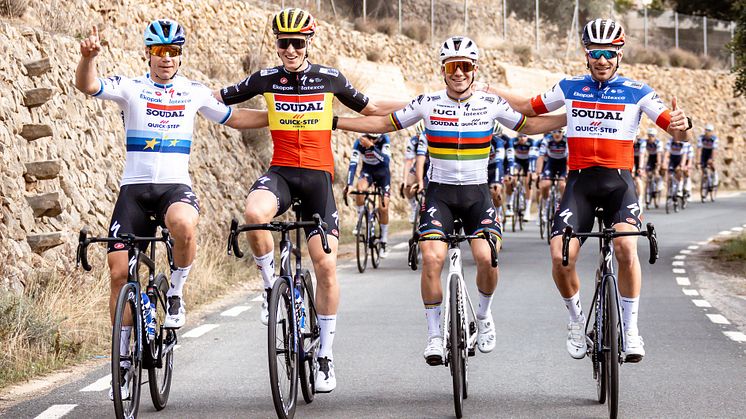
[359,164,391,197]
[515,158,535,175]
[417,182,502,239]
[550,167,642,242]
[541,158,567,180]
[668,155,683,171]
[645,154,659,172]
[108,183,200,253]
[700,149,713,169]
[633,155,641,176]
[250,166,339,239]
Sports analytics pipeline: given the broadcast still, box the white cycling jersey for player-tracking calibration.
[390,90,526,185]
[93,74,232,186]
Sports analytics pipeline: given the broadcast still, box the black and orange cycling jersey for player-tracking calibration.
[220,64,369,177]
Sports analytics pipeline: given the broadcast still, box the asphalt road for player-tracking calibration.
[4,193,746,419]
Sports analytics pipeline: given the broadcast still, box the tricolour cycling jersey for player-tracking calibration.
[510,138,539,161]
[390,90,526,185]
[405,133,428,159]
[93,74,232,186]
[489,134,512,167]
[220,63,369,177]
[633,138,645,156]
[530,74,671,171]
[539,135,568,160]
[698,135,719,150]
[666,139,693,157]
[347,135,391,185]
[645,138,663,155]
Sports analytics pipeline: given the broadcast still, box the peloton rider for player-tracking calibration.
[75,20,267,399]
[697,123,719,187]
[214,8,405,393]
[334,36,566,365]
[484,19,691,362]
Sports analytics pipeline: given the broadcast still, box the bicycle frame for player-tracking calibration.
[441,245,479,360]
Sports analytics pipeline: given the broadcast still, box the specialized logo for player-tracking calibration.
[257,176,271,185]
[426,206,437,218]
[128,255,137,277]
[560,208,573,224]
[273,94,325,112]
[332,211,339,227]
[627,203,641,217]
[110,220,121,237]
[280,245,290,271]
[486,208,495,218]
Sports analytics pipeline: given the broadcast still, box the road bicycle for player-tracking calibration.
[407,188,425,270]
[408,222,498,418]
[539,177,562,244]
[510,172,527,232]
[561,222,658,419]
[700,165,718,202]
[346,188,383,273]
[77,228,177,419]
[227,201,331,419]
[665,172,685,214]
[644,169,661,209]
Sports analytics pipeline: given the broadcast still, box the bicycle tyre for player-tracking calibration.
[112,282,143,419]
[665,195,671,214]
[298,270,318,404]
[449,276,465,418]
[370,211,381,269]
[356,212,368,273]
[517,189,524,231]
[546,193,555,245]
[604,278,620,419]
[148,273,173,411]
[267,279,298,419]
[592,291,607,404]
[539,201,545,240]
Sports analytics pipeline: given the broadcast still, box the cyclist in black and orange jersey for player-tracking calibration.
[214,8,405,393]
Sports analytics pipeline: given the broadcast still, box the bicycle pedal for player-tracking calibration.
[468,348,475,357]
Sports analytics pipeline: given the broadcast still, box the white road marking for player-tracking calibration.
[220,306,251,317]
[682,289,699,296]
[174,344,182,351]
[679,249,692,254]
[687,245,700,250]
[731,227,744,232]
[706,314,730,325]
[34,405,77,419]
[393,242,409,250]
[673,268,686,274]
[692,299,712,308]
[79,375,110,392]
[672,261,685,266]
[674,254,686,260]
[723,331,746,342]
[251,295,264,302]
[697,240,710,245]
[742,223,746,228]
[337,263,354,269]
[718,231,733,236]
[182,324,220,338]
[676,277,691,286]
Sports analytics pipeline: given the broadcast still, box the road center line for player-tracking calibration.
[679,249,692,254]
[682,288,699,296]
[674,254,686,260]
[251,295,264,302]
[672,261,685,266]
[692,299,712,308]
[393,242,409,250]
[673,268,686,274]
[717,231,732,236]
[706,314,731,325]
[676,277,691,286]
[34,404,77,419]
[723,331,746,342]
[182,324,220,338]
[220,306,251,317]
[731,227,743,232]
[79,375,110,392]
[687,245,700,250]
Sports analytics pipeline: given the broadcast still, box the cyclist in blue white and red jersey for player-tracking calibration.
[488,124,513,214]
[345,133,392,256]
[536,128,568,223]
[403,126,429,222]
[485,19,691,363]
[644,128,665,195]
[664,135,693,201]
[697,123,719,170]
[75,20,267,400]
[505,133,539,219]
[336,36,566,366]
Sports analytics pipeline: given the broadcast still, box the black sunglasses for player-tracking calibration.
[276,38,307,50]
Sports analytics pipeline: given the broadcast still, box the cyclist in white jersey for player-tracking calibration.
[482,19,691,363]
[335,36,565,364]
[75,21,267,400]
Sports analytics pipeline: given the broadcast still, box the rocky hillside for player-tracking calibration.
[0,0,744,294]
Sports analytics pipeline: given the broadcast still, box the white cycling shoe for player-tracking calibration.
[315,357,336,393]
[566,318,587,359]
[423,335,444,366]
[260,288,270,326]
[163,295,185,329]
[477,315,496,353]
[624,330,645,363]
[109,366,131,401]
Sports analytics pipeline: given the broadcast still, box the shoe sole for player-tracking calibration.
[425,354,443,366]
[624,353,643,363]
[315,387,334,394]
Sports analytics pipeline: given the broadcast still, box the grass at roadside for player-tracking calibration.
[0,236,258,391]
[717,233,746,261]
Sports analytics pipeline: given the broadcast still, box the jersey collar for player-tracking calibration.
[145,73,174,89]
[587,73,619,89]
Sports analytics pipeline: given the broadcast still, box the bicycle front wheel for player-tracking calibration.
[148,273,174,411]
[298,270,318,404]
[370,212,381,269]
[356,213,368,273]
[449,276,465,418]
[268,279,299,419]
[604,279,620,419]
[112,283,143,419]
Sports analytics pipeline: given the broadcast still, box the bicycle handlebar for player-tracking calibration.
[561,223,659,267]
[76,227,175,272]
[412,232,499,268]
[228,213,331,259]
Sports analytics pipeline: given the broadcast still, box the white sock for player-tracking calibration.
[317,314,336,359]
[526,199,532,215]
[380,224,389,243]
[424,303,442,338]
[168,265,191,297]
[621,295,640,334]
[476,290,494,320]
[253,251,275,290]
[507,193,514,207]
[356,205,364,216]
[120,326,132,367]
[410,197,417,212]
[563,292,584,323]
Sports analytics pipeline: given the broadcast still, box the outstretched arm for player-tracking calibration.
[336,115,397,134]
[519,113,567,135]
[75,26,102,95]
[479,83,536,116]
[224,109,269,129]
[360,98,409,116]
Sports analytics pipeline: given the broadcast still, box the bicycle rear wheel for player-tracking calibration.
[370,212,381,269]
[591,294,607,404]
[545,194,555,245]
[604,278,620,419]
[268,279,298,419]
[517,190,525,231]
[112,283,142,419]
[298,270,318,404]
[355,213,369,273]
[147,273,174,411]
[449,276,465,418]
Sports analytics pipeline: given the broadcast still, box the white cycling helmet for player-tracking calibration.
[646,128,657,136]
[440,36,479,63]
[582,19,625,47]
[704,123,714,131]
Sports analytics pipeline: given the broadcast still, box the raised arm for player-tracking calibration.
[481,84,536,116]
[519,113,567,136]
[360,98,410,116]
[224,109,269,129]
[75,26,102,95]
[336,115,397,134]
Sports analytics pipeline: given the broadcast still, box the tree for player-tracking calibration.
[732,0,746,96]
[668,0,734,21]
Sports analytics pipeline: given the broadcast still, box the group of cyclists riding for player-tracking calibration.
[75,6,696,415]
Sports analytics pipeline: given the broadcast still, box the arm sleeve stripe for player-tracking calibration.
[390,113,403,130]
[530,95,548,115]
[655,109,672,131]
[219,107,233,124]
[92,79,104,97]
[513,115,528,132]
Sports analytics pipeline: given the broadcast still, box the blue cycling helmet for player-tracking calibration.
[143,19,186,46]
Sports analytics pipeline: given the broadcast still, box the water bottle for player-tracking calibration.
[141,292,156,342]
[294,288,306,329]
